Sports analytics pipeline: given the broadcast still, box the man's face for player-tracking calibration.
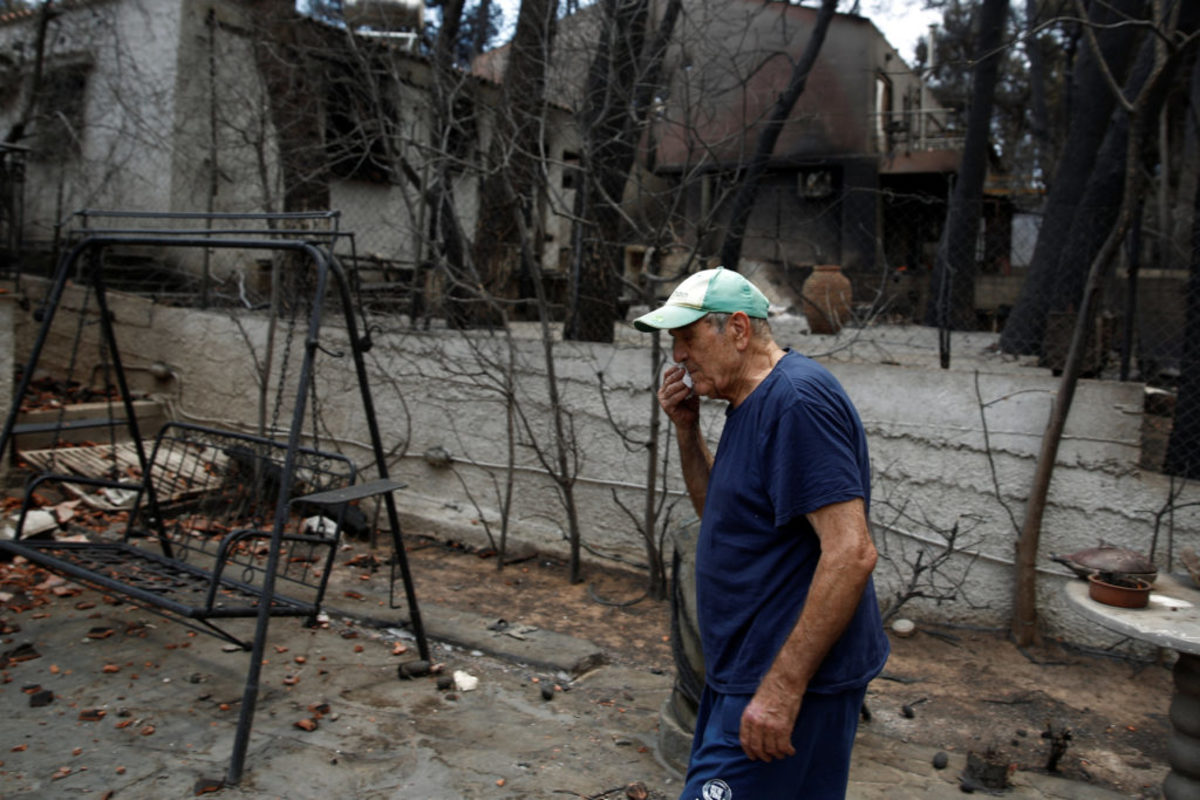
[669,315,739,401]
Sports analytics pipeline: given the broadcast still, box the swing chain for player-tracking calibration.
[268,293,299,438]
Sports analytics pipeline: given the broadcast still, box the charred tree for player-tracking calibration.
[717,0,836,272]
[564,0,682,342]
[245,0,330,212]
[470,0,559,326]
[998,0,1144,355]
[1032,34,1163,337]
[3,1,54,145]
[429,0,485,328]
[1164,56,1200,478]
[923,0,1008,336]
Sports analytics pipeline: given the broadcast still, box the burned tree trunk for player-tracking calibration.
[1034,36,1161,337]
[1164,60,1200,478]
[998,0,1143,355]
[246,0,330,212]
[4,1,55,145]
[923,0,1008,336]
[565,0,682,342]
[470,0,558,326]
[564,0,650,343]
[717,0,836,272]
[428,0,484,329]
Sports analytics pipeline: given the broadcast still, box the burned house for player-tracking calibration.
[2,0,986,326]
[0,0,579,310]
[645,0,963,309]
[469,0,968,319]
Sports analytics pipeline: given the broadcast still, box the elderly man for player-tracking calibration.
[635,267,889,799]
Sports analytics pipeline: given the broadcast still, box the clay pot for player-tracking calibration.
[1087,573,1151,609]
[801,265,852,334]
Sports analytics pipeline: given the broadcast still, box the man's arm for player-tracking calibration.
[659,365,712,517]
[738,497,878,762]
[675,420,713,518]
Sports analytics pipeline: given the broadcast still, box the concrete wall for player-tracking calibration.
[10,283,1200,651]
[0,0,185,242]
[170,1,279,221]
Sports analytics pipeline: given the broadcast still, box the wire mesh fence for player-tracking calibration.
[7,189,1196,488]
[865,188,1194,482]
[6,194,1200,638]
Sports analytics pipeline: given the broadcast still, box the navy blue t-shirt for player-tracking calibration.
[695,350,890,695]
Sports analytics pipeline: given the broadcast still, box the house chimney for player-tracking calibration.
[918,23,939,145]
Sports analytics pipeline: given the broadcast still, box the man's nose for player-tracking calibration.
[671,340,686,364]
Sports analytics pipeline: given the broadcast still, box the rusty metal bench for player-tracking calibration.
[1,421,399,647]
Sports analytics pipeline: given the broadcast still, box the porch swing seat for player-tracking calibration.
[1,422,404,646]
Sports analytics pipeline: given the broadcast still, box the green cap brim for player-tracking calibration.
[632,304,708,332]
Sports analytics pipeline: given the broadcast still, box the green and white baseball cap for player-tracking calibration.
[633,267,769,332]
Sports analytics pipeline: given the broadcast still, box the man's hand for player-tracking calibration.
[739,676,802,761]
[659,365,699,428]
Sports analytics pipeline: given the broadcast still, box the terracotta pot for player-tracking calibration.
[1087,573,1151,609]
[801,265,852,334]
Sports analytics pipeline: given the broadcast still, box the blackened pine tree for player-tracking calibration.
[564,0,682,343]
[716,0,836,273]
[469,0,558,326]
[923,0,1008,341]
[247,0,331,212]
[998,0,1143,355]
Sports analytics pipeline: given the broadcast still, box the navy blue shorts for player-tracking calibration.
[677,684,867,800]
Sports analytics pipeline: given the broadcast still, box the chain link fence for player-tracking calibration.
[8,185,1195,489]
[6,191,1199,635]
[867,188,1193,481]
[3,117,1197,505]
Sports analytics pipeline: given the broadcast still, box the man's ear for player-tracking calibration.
[728,311,752,349]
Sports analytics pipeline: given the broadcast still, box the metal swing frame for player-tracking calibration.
[0,209,429,785]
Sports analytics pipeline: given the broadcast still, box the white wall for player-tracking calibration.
[171,0,277,219]
[0,0,186,241]
[10,283,1199,651]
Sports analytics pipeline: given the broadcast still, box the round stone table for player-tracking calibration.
[1065,573,1200,799]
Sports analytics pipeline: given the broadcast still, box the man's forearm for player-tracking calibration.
[762,546,874,695]
[734,501,878,762]
[676,423,713,518]
[762,500,877,698]
[738,536,875,762]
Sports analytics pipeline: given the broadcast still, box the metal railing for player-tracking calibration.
[871,108,965,154]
